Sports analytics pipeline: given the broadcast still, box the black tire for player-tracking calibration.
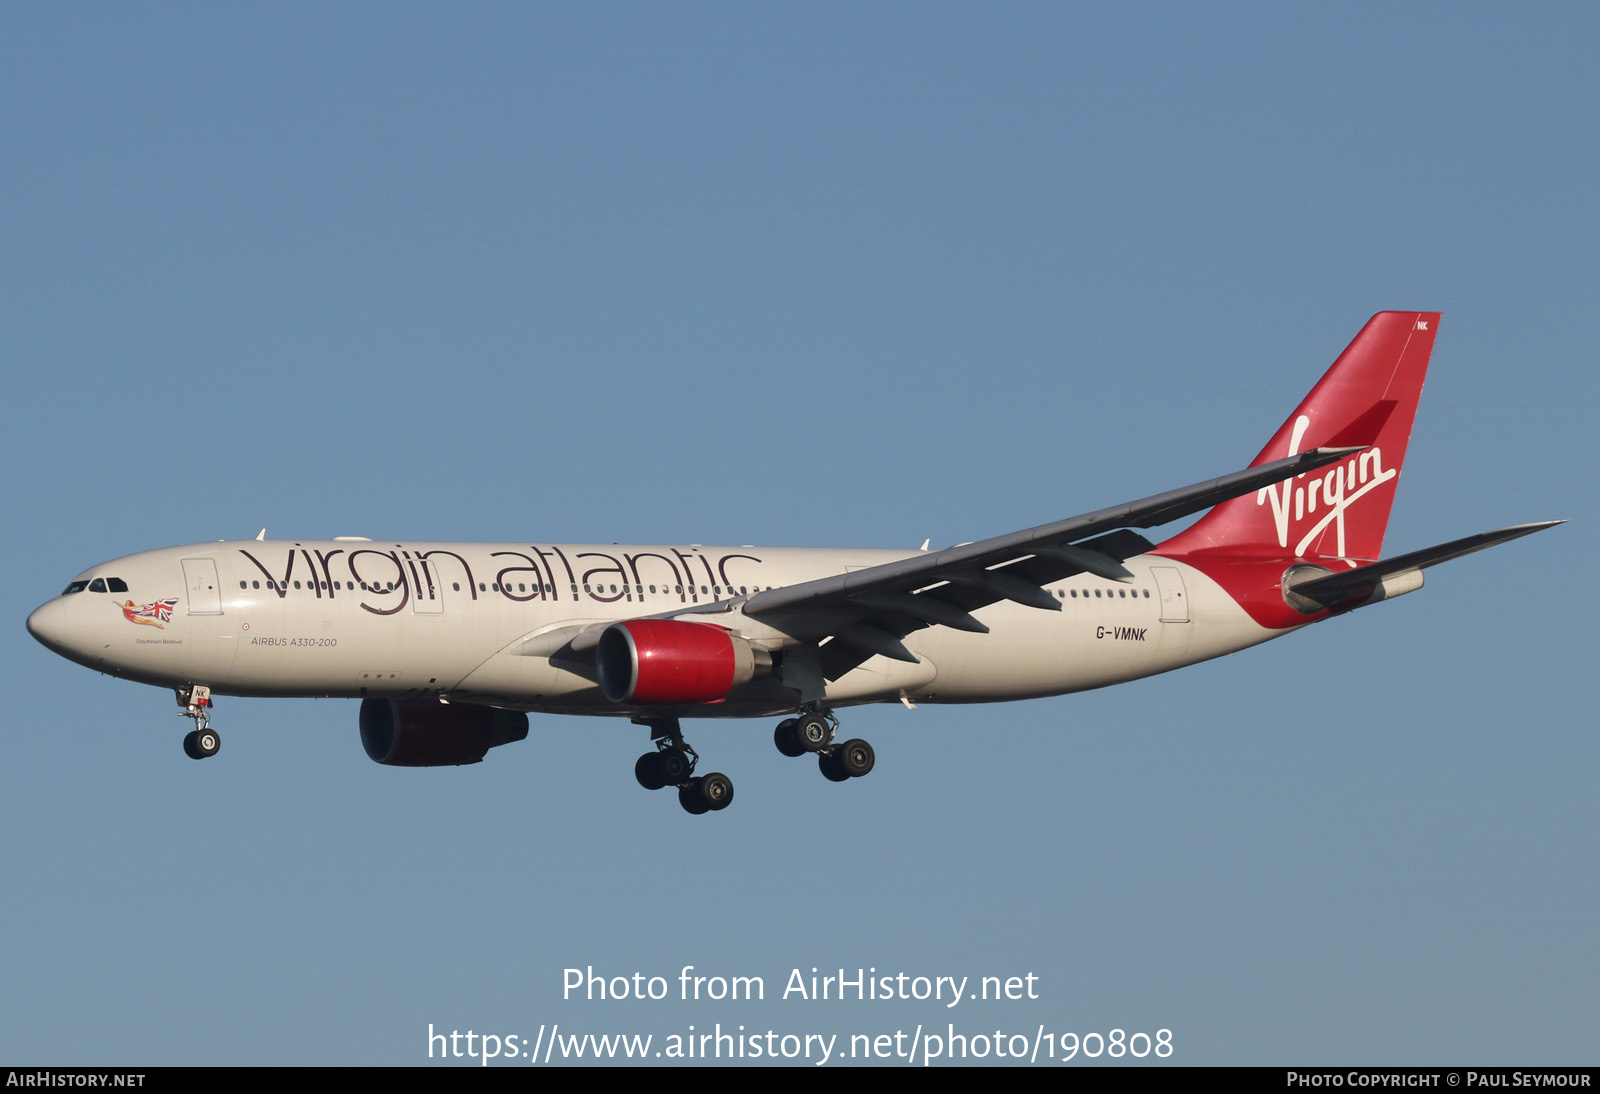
[196,729,220,758]
[679,778,710,815]
[660,748,693,783]
[634,752,668,790]
[698,772,735,811]
[796,713,832,753]
[819,751,850,782]
[838,738,875,778]
[774,719,803,757]
[183,730,204,760]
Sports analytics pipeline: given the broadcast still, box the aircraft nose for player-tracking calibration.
[27,598,80,657]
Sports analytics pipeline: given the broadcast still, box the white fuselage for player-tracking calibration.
[28,539,1283,719]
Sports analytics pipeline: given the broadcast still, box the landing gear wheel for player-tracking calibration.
[838,738,875,778]
[183,729,219,760]
[774,718,803,757]
[796,713,832,752]
[698,772,734,811]
[679,778,711,815]
[660,748,693,783]
[819,751,851,782]
[634,752,668,790]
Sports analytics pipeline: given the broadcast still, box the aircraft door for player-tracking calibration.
[181,558,223,615]
[411,557,444,615]
[1150,566,1189,623]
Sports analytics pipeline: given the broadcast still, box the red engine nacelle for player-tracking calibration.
[359,698,529,766]
[596,619,766,705]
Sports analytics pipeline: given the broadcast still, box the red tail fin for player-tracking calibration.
[1158,311,1439,563]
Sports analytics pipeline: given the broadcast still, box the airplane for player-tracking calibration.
[26,312,1560,815]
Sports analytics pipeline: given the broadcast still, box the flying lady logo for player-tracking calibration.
[1256,415,1397,559]
[119,597,179,629]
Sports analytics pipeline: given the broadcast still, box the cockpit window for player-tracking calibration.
[107,577,129,593]
[88,578,107,593]
[62,580,90,595]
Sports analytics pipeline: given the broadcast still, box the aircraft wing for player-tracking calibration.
[739,446,1364,679]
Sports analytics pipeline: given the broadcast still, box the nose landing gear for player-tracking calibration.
[177,685,219,760]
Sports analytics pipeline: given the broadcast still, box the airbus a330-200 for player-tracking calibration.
[27,312,1559,814]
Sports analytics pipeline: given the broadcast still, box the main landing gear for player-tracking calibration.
[177,684,220,760]
[633,718,734,816]
[773,709,875,783]
[632,708,874,813]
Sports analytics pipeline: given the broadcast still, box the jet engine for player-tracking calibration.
[596,619,769,704]
[359,698,529,766]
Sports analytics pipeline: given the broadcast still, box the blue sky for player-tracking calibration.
[3,4,1594,1065]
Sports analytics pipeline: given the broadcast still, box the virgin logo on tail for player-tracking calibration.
[1256,415,1396,559]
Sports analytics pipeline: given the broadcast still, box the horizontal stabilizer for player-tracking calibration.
[1286,521,1563,608]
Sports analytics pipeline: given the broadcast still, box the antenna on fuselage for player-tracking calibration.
[255,529,266,541]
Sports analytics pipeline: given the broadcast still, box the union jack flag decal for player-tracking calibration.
[120,597,179,628]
